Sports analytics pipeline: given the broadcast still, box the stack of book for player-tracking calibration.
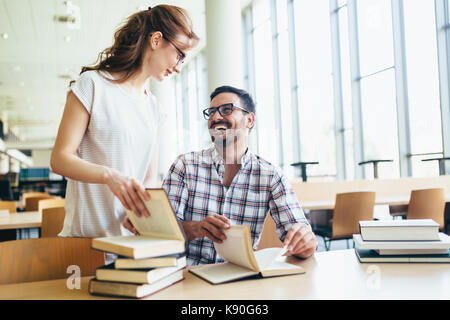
[353,219,450,263]
[89,188,188,298]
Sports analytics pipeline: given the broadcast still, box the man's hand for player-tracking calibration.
[283,224,318,259]
[182,214,231,242]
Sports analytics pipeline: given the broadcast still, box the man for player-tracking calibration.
[125,85,317,265]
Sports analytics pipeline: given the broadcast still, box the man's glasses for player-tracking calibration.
[203,103,249,120]
[163,36,186,66]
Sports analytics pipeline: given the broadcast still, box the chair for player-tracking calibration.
[313,191,376,251]
[38,198,65,212]
[0,201,16,213]
[24,195,57,211]
[0,237,105,285]
[41,207,66,237]
[407,188,446,231]
[257,215,283,250]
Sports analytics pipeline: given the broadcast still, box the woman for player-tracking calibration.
[51,5,199,239]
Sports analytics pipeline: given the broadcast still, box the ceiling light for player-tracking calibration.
[54,2,81,30]
[1,33,8,39]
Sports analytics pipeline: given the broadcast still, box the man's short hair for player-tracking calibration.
[210,86,256,114]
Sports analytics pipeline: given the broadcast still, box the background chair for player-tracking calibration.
[257,215,283,250]
[22,192,49,201]
[41,207,66,237]
[313,191,376,251]
[0,201,16,213]
[407,188,446,231]
[38,198,65,212]
[24,195,57,211]
[0,237,105,285]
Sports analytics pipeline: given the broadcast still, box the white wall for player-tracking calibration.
[31,149,52,167]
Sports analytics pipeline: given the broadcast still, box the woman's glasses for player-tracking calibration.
[163,36,186,66]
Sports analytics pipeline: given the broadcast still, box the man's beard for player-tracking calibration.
[210,128,242,146]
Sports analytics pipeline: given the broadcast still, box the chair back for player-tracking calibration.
[38,198,65,212]
[332,191,376,239]
[0,237,105,285]
[41,207,66,237]
[0,201,16,213]
[257,215,283,250]
[22,192,49,201]
[25,195,56,211]
[407,188,446,230]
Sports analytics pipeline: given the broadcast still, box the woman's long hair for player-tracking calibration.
[74,5,199,84]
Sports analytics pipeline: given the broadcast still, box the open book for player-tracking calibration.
[92,189,186,259]
[189,225,305,284]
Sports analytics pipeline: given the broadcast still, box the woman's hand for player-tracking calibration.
[103,167,151,217]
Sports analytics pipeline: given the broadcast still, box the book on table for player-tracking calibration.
[115,253,185,269]
[355,248,450,263]
[359,219,440,241]
[353,232,450,254]
[189,225,305,285]
[353,232,450,263]
[89,270,184,299]
[96,256,187,284]
[91,188,186,259]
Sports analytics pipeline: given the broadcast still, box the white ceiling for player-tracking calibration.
[0,0,206,150]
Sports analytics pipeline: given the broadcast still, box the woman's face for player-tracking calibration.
[145,32,191,81]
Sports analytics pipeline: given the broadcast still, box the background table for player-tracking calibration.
[0,211,41,230]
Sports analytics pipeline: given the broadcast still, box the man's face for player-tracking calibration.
[207,92,254,146]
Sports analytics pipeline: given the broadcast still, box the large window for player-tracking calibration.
[243,0,336,180]
[173,52,209,155]
[293,0,336,180]
[251,0,279,165]
[357,0,399,179]
[403,0,443,177]
[242,0,450,179]
[335,3,356,180]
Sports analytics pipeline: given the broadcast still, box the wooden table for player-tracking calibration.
[0,249,448,300]
[0,211,41,230]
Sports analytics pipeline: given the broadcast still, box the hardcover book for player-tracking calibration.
[355,248,450,263]
[92,189,186,259]
[114,253,185,269]
[359,219,440,241]
[89,270,184,299]
[96,256,186,284]
[353,233,450,252]
[189,225,305,284]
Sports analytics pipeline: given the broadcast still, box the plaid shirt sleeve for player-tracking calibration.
[269,167,310,242]
[162,156,189,221]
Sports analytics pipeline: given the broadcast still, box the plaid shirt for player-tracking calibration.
[162,147,309,266]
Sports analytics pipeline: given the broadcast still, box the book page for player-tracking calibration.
[126,189,185,241]
[190,263,258,284]
[254,247,287,270]
[213,226,259,271]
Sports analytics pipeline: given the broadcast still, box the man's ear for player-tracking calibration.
[149,31,163,49]
[247,113,255,129]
